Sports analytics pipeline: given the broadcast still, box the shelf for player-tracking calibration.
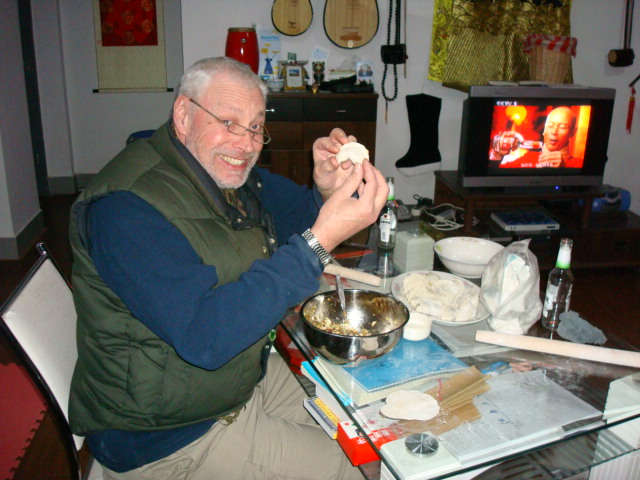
[433,170,640,269]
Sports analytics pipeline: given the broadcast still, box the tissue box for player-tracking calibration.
[394,230,435,273]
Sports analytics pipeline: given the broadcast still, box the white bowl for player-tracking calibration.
[434,237,504,279]
[402,312,433,341]
[266,79,284,92]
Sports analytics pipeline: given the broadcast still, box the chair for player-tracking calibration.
[0,242,103,480]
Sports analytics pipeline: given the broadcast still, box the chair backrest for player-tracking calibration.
[0,243,83,452]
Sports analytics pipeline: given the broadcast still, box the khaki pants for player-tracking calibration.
[103,354,364,480]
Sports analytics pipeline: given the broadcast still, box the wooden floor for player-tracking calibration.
[1,195,639,479]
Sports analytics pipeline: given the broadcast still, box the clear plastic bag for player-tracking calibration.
[480,239,542,334]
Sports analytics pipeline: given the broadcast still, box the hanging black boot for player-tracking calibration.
[395,93,442,176]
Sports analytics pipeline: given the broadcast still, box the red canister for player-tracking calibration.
[225,27,259,74]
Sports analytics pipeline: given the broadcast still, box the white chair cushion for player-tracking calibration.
[2,258,83,450]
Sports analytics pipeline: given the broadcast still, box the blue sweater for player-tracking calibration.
[85,168,323,471]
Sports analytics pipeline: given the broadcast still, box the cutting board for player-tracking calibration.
[323,0,379,49]
[271,0,314,36]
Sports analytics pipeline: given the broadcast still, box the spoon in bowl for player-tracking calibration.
[335,274,348,323]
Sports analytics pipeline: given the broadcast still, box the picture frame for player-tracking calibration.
[284,64,306,91]
[356,61,374,84]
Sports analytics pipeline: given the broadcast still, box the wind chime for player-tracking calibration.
[628,74,638,133]
[380,0,408,123]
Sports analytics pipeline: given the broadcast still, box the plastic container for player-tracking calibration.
[393,230,435,273]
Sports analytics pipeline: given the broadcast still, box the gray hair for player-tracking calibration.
[178,57,268,102]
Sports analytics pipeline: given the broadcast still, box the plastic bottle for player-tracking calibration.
[378,177,397,250]
[541,238,574,330]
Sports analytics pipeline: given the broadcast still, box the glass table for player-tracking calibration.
[280,225,640,480]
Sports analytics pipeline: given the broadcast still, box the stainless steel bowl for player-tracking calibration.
[301,289,409,365]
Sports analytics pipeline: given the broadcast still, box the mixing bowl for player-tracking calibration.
[301,289,409,365]
[434,236,504,279]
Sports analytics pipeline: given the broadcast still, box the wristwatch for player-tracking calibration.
[302,229,334,266]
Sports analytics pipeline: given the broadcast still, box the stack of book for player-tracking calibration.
[303,396,342,439]
[312,338,468,406]
[300,361,350,438]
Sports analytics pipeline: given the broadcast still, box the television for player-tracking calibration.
[457,85,616,189]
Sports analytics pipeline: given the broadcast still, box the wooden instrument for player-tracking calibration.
[271,0,313,36]
[323,0,379,49]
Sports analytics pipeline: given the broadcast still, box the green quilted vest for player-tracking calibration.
[69,123,271,433]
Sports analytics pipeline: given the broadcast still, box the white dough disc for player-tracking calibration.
[336,142,369,164]
[380,390,440,421]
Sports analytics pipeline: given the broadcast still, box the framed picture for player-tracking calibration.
[356,61,374,84]
[284,64,306,91]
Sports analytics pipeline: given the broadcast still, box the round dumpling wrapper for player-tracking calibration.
[380,390,440,421]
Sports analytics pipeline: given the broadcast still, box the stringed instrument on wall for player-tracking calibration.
[323,0,379,49]
[271,0,314,36]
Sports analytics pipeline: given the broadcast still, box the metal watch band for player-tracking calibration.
[302,229,334,266]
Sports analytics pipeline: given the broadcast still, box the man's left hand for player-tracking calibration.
[312,128,360,201]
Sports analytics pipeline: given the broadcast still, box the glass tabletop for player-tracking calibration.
[281,225,640,479]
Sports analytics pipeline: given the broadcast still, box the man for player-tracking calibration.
[536,106,580,168]
[68,57,388,479]
[489,106,581,168]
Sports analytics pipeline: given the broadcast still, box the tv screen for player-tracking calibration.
[458,85,616,189]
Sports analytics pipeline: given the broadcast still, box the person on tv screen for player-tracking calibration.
[489,106,582,169]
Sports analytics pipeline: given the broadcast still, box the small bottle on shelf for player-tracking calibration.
[378,177,398,251]
[541,238,574,330]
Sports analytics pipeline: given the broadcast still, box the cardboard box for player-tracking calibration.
[337,421,398,466]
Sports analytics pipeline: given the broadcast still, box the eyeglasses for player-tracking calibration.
[188,98,271,145]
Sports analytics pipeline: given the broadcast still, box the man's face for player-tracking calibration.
[543,108,575,152]
[181,75,266,189]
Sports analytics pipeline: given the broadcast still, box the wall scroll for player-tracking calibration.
[93,0,168,92]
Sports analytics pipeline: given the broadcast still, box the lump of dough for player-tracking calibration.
[336,142,369,164]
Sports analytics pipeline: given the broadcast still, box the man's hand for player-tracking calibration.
[312,128,361,201]
[489,131,523,161]
[310,160,388,253]
[537,151,563,168]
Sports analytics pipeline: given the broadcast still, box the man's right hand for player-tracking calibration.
[309,160,388,253]
[490,131,523,160]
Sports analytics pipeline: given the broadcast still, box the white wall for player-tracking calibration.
[32,0,74,184]
[181,0,640,214]
[55,0,184,181]
[0,0,40,244]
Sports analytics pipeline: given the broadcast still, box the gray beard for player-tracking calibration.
[184,140,256,189]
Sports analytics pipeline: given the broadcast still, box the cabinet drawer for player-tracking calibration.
[266,97,303,121]
[303,98,377,121]
[265,122,303,150]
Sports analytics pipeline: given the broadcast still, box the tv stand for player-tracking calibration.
[501,185,594,196]
[434,170,640,269]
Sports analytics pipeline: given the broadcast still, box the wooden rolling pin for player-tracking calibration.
[475,330,640,368]
[324,263,382,287]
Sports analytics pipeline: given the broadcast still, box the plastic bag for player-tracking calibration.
[480,239,542,335]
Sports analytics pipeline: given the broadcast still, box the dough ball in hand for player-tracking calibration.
[336,142,369,165]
